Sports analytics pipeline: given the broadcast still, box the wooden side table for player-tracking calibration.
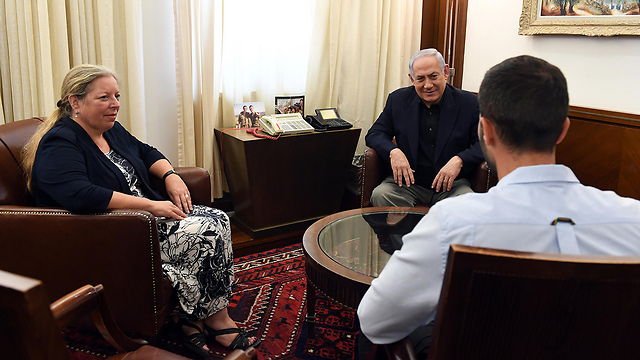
[216,128,361,238]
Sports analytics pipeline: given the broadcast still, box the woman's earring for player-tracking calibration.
[75,110,78,118]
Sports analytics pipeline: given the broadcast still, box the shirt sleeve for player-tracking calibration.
[357,207,448,344]
[365,93,399,161]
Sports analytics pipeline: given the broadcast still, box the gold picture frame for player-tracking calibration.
[519,0,640,36]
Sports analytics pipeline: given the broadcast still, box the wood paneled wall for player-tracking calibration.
[557,107,640,200]
[421,0,469,89]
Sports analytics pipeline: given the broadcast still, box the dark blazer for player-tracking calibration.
[365,84,484,179]
[32,117,166,213]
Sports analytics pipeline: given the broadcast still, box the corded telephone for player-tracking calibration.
[305,108,353,131]
[258,113,314,136]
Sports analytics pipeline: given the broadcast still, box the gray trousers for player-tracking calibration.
[370,176,472,207]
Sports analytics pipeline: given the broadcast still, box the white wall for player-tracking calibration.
[463,0,640,115]
[141,0,179,163]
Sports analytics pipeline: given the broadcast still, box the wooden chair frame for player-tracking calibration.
[383,245,640,360]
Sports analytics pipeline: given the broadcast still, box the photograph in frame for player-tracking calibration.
[275,95,305,116]
[233,102,265,129]
[519,0,640,36]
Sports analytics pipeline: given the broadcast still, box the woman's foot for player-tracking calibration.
[203,323,261,350]
[202,308,260,350]
[175,318,210,357]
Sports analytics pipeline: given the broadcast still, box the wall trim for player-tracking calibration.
[568,106,640,129]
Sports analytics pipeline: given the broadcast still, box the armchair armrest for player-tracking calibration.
[51,284,147,352]
[150,166,212,206]
[0,206,174,337]
[471,161,498,193]
[361,148,386,207]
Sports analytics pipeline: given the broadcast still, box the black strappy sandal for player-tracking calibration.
[176,318,210,357]
[203,324,261,350]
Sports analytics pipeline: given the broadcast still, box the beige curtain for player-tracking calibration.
[0,0,147,141]
[173,0,225,198]
[305,0,423,154]
[173,0,314,199]
[173,0,422,198]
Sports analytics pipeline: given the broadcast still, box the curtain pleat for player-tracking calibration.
[305,0,422,154]
[174,0,225,198]
[0,0,146,144]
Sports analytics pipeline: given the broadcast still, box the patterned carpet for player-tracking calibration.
[65,243,360,359]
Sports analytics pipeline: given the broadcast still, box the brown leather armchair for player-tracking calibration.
[0,117,213,338]
[360,147,497,207]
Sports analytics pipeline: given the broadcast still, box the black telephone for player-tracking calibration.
[305,108,353,131]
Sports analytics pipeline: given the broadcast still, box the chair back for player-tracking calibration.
[0,118,43,206]
[429,244,640,360]
[0,269,70,360]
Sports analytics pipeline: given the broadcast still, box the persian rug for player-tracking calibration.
[64,243,360,359]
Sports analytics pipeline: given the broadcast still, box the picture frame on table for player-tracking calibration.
[519,0,640,36]
[233,102,265,129]
[275,95,304,116]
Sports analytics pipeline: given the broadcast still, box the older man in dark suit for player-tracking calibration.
[365,48,484,207]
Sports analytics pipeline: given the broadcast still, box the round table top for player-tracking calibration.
[302,207,429,310]
[305,207,429,280]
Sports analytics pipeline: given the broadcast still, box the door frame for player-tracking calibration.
[421,0,469,89]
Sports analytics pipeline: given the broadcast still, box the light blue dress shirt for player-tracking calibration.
[358,164,640,344]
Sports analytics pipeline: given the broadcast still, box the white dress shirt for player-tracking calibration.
[358,164,640,344]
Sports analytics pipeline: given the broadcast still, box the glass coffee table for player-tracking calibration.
[302,206,429,334]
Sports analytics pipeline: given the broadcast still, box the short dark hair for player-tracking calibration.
[478,55,569,154]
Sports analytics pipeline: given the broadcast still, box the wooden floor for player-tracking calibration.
[217,192,359,257]
[230,221,305,257]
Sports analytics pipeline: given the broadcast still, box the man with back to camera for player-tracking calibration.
[365,48,484,207]
[357,55,640,358]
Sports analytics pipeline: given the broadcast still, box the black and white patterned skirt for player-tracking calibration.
[156,205,234,320]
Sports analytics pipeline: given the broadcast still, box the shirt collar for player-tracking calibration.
[497,164,580,187]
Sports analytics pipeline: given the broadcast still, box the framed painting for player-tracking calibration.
[519,0,640,36]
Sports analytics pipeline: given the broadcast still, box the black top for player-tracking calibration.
[415,102,440,187]
[32,117,166,213]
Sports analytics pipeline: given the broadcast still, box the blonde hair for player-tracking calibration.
[23,64,118,191]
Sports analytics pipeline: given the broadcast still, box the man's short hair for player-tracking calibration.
[409,48,446,78]
[478,55,569,154]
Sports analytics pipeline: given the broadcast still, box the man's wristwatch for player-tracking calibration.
[162,169,179,181]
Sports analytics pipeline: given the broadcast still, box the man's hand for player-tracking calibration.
[390,148,414,187]
[432,156,463,192]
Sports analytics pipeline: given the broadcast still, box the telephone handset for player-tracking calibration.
[305,108,353,131]
[258,113,314,136]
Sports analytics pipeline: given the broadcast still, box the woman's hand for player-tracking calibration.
[149,200,188,220]
[165,173,193,213]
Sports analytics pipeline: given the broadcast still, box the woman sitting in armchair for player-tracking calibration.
[22,64,260,357]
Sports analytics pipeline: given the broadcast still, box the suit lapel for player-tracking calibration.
[434,84,458,165]
[404,92,422,166]
[64,118,129,191]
